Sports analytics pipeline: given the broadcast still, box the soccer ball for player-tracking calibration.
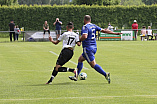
[79,72,87,80]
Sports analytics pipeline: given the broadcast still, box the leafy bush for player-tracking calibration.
[0,4,157,31]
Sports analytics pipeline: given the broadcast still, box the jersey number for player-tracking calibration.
[67,37,75,45]
[92,29,95,39]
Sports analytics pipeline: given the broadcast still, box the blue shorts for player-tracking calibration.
[82,47,97,63]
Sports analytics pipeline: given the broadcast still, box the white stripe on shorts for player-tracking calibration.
[83,47,91,62]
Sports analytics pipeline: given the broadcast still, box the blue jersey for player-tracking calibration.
[81,23,102,48]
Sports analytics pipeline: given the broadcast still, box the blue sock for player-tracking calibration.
[77,62,83,75]
[94,64,106,77]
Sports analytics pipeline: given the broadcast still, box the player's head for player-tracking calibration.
[84,15,91,24]
[67,22,74,29]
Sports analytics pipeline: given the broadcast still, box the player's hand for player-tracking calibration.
[49,36,53,42]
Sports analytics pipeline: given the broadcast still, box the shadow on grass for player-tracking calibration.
[27,82,74,86]
[26,81,109,87]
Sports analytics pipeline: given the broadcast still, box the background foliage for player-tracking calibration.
[0,0,18,6]
[0,5,157,31]
[0,0,156,6]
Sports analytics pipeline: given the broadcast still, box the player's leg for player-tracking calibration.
[68,55,85,81]
[77,55,86,75]
[46,48,74,84]
[46,67,77,84]
[58,67,75,72]
[46,49,64,84]
[89,58,110,84]
[56,48,76,73]
[85,47,110,83]
[89,59,107,76]
[46,65,60,84]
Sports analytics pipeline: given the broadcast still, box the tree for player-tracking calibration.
[51,0,70,5]
[120,0,144,6]
[71,0,120,6]
[103,0,120,6]
[18,0,70,5]
[18,0,52,5]
[0,0,18,6]
[142,0,157,5]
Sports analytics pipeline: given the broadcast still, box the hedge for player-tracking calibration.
[0,4,157,31]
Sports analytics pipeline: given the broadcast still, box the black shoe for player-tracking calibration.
[46,77,53,84]
[69,76,78,81]
[105,73,110,84]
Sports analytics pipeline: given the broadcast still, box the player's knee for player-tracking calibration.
[89,61,96,68]
[90,64,95,68]
[54,67,58,71]
[78,58,81,62]
[78,55,84,62]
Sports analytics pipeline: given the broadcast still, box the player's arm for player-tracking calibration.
[80,33,88,41]
[75,33,81,46]
[49,36,60,45]
[101,28,122,35]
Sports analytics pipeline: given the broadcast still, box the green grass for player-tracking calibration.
[0,41,157,104]
[0,32,23,42]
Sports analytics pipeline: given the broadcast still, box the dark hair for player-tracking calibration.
[67,22,73,29]
[84,15,91,21]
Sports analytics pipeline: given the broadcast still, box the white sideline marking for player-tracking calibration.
[49,51,88,70]
[0,95,157,101]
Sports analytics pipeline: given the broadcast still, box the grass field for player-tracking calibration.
[0,41,157,104]
[0,32,24,42]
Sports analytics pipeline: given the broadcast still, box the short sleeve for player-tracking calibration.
[58,33,64,41]
[75,34,80,42]
[82,26,88,35]
[95,25,102,31]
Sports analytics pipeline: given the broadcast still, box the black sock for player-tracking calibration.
[52,67,58,77]
[48,76,54,83]
[47,67,58,83]
[58,67,67,72]
[69,68,75,72]
[58,67,75,72]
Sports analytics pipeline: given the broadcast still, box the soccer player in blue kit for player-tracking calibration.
[69,15,122,84]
